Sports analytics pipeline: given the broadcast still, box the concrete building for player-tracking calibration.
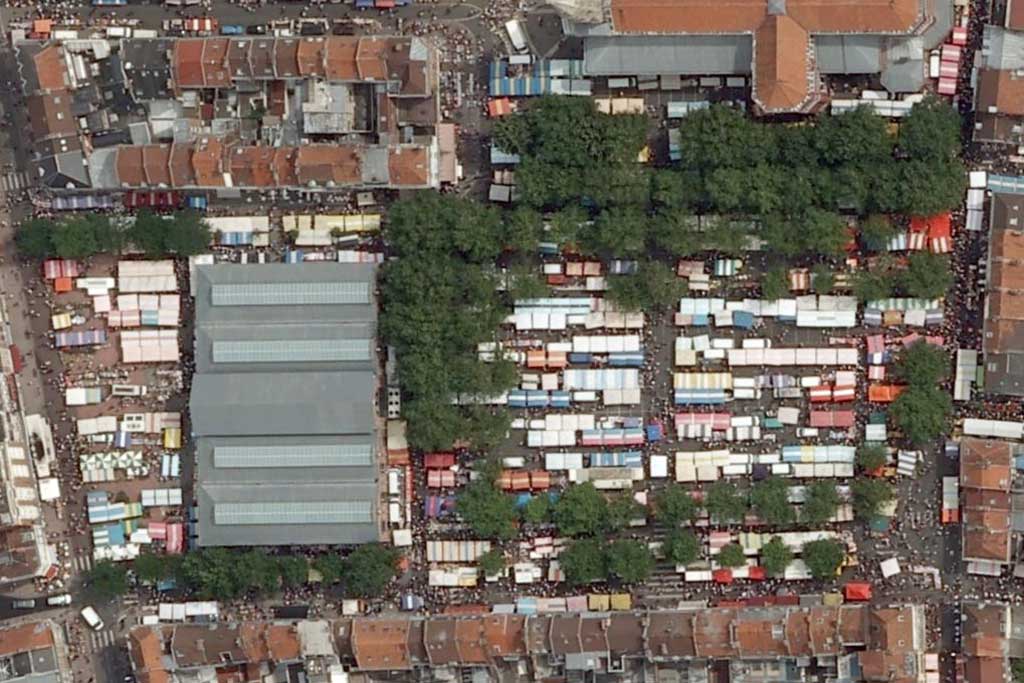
[959,439,1019,576]
[975,26,1024,145]
[189,263,382,547]
[552,0,952,114]
[983,193,1024,395]
[0,620,73,683]
[16,35,448,193]
[126,605,929,683]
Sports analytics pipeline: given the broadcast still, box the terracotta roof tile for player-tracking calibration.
[249,39,275,78]
[977,69,1024,116]
[480,615,527,658]
[867,608,916,653]
[645,612,695,658]
[325,37,359,80]
[142,145,172,186]
[991,261,1024,293]
[228,146,277,187]
[787,0,919,32]
[964,527,1011,562]
[169,144,196,187]
[0,621,55,657]
[272,148,298,186]
[807,607,841,655]
[453,620,487,664]
[297,38,327,77]
[838,605,868,644]
[350,620,411,670]
[355,38,389,80]
[753,15,811,112]
[294,145,362,186]
[128,628,170,683]
[423,619,460,665]
[693,609,736,658]
[960,439,1013,491]
[990,291,1024,322]
[274,39,300,78]
[1009,0,1024,30]
[964,656,1009,683]
[548,616,582,656]
[192,138,226,187]
[26,91,75,140]
[117,146,146,186]
[579,617,609,654]
[171,624,246,667]
[201,38,231,88]
[387,146,431,187]
[174,39,206,88]
[226,39,253,79]
[33,45,68,92]
[991,230,1024,261]
[735,617,788,657]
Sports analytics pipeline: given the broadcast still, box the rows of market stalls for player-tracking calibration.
[42,257,188,577]
[389,223,979,596]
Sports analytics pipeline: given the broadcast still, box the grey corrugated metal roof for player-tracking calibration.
[583,35,752,77]
[197,435,376,485]
[195,322,376,374]
[815,36,882,74]
[196,482,379,546]
[190,371,374,437]
[880,58,925,94]
[982,25,1024,71]
[194,262,377,325]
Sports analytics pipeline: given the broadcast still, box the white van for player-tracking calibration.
[111,384,147,397]
[80,606,104,631]
[47,594,72,606]
[502,457,526,469]
[504,19,528,52]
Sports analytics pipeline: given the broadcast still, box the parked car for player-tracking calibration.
[245,24,268,35]
[47,594,72,606]
[13,599,36,609]
[80,606,104,631]
[220,24,244,35]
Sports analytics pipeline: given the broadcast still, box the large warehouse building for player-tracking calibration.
[190,263,382,547]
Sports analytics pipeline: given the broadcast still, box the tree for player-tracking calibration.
[560,538,607,586]
[607,540,654,583]
[662,529,700,566]
[502,206,543,254]
[705,481,747,524]
[605,493,643,533]
[180,548,247,599]
[584,206,647,258]
[238,549,282,595]
[857,444,889,472]
[129,209,169,257]
[812,265,834,294]
[899,95,962,161]
[890,385,951,445]
[342,544,398,598]
[478,549,506,577]
[506,263,548,300]
[548,205,588,247]
[860,214,896,252]
[554,482,608,537]
[751,477,795,526]
[164,211,212,255]
[1012,659,1024,683]
[901,252,953,300]
[851,268,893,303]
[313,554,346,584]
[760,536,793,576]
[606,260,687,313]
[85,561,128,602]
[457,468,519,540]
[15,218,55,259]
[650,209,701,257]
[893,340,949,386]
[521,494,552,525]
[52,218,99,259]
[800,209,850,258]
[717,543,747,568]
[801,538,846,581]
[801,481,840,525]
[654,484,697,527]
[278,556,309,589]
[815,105,894,167]
[133,553,179,585]
[851,479,895,521]
[762,267,790,301]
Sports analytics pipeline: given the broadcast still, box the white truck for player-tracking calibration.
[80,606,104,631]
[111,384,147,397]
[504,19,528,52]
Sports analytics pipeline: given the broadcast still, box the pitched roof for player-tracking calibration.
[351,620,412,670]
[33,45,68,92]
[294,145,363,186]
[752,15,811,112]
[388,146,431,187]
[977,69,1024,116]
[960,439,1013,491]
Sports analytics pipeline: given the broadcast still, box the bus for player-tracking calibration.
[504,19,528,52]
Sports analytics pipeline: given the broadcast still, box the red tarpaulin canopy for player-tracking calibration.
[712,569,733,584]
[424,452,455,469]
[844,582,873,601]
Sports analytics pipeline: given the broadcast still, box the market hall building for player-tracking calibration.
[189,262,382,547]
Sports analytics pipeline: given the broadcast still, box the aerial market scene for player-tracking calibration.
[0,0,1023,682]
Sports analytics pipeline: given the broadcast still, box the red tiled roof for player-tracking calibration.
[960,439,1013,491]
[752,15,811,112]
[128,628,170,683]
[297,38,327,77]
[0,621,55,657]
[356,38,389,80]
[388,146,431,187]
[116,146,146,186]
[192,138,226,187]
[142,145,172,186]
[33,45,68,92]
[169,144,196,187]
[351,619,412,670]
[274,39,300,78]
[174,39,206,88]
[294,145,362,186]
[228,146,277,187]
[325,37,360,80]
[201,38,231,88]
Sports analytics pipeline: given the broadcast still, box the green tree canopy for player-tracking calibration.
[342,544,399,598]
[801,538,846,581]
[802,480,841,525]
[762,266,790,301]
[812,265,834,294]
[478,549,506,577]
[163,210,212,255]
[15,218,56,259]
[181,548,248,599]
[890,385,951,445]
[851,268,894,303]
[521,494,553,525]
[52,218,99,259]
[606,260,687,313]
[650,209,701,257]
[605,493,643,533]
[607,540,654,583]
[584,206,647,258]
[705,481,747,524]
[857,444,889,472]
[237,549,282,595]
[554,482,608,537]
[900,252,953,300]
[313,554,346,584]
[133,553,179,585]
[662,529,700,566]
[457,466,519,540]
[760,536,794,576]
[899,95,962,161]
[751,477,795,526]
[654,484,698,527]
[893,340,949,386]
[85,560,128,602]
[717,543,747,568]
[560,538,608,586]
[278,556,309,589]
[859,214,896,252]
[502,206,543,254]
[851,479,896,521]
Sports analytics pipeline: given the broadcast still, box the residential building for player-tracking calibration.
[189,263,382,547]
[16,35,445,193]
[551,0,952,114]
[959,601,1024,683]
[959,438,1017,574]
[0,620,73,683]
[983,193,1024,395]
[975,26,1024,144]
[126,605,928,683]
